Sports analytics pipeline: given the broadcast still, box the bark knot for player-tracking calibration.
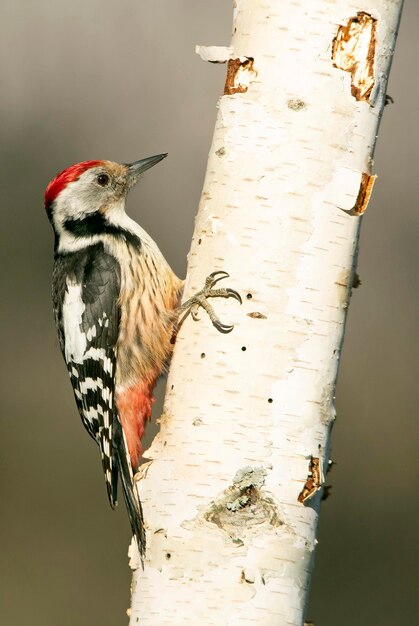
[205,467,282,540]
[287,98,307,111]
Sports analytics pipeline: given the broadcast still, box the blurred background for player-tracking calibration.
[0,1,417,625]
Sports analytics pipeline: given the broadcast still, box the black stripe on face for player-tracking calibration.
[64,212,141,249]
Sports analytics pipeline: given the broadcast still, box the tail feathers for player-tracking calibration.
[111,415,146,560]
[100,449,117,509]
[116,440,146,560]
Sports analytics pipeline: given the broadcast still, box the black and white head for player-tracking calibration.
[44,155,167,252]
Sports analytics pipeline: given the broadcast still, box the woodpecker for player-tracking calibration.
[45,155,241,558]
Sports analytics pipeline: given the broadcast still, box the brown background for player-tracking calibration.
[0,2,417,625]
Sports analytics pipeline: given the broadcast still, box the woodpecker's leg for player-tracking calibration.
[179,271,242,333]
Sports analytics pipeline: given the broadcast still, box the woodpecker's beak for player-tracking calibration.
[126,154,167,187]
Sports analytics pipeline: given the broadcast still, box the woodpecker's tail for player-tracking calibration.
[112,414,146,561]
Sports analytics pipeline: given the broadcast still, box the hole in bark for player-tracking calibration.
[246,293,252,299]
[198,238,202,245]
[268,398,273,403]
[171,385,174,390]
[241,346,247,352]
[166,553,171,559]
[201,352,206,358]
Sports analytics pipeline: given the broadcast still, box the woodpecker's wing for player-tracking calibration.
[52,243,121,504]
[53,242,146,557]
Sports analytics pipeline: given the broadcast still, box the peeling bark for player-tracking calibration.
[352,172,377,215]
[128,1,404,624]
[332,12,377,102]
[298,457,323,504]
[224,57,257,95]
[196,45,233,63]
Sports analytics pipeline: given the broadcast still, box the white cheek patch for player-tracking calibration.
[52,173,105,254]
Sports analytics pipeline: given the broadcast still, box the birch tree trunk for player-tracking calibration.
[128,1,403,624]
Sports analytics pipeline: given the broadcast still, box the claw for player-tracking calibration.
[225,288,242,304]
[214,321,234,334]
[207,270,230,287]
[209,270,230,280]
[178,270,241,335]
[190,302,201,321]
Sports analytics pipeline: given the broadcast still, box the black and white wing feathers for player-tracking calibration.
[52,242,145,555]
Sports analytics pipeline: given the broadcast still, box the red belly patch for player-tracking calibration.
[116,382,156,468]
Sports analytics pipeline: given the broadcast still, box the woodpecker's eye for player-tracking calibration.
[97,173,110,187]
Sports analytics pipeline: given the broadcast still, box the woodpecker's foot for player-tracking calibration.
[179,271,242,333]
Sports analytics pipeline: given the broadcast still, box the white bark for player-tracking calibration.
[129,1,403,624]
